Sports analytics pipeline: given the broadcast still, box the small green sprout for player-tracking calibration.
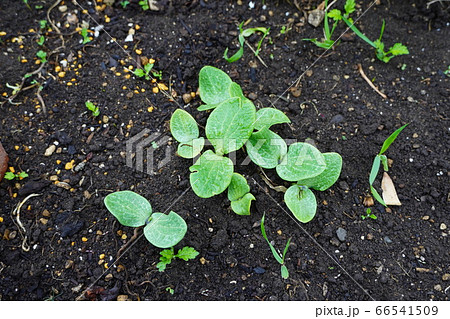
[22,0,31,9]
[342,18,409,63]
[279,25,292,35]
[224,22,270,62]
[139,0,149,10]
[261,213,291,279]
[369,124,408,206]
[134,62,161,80]
[104,191,188,249]
[81,28,91,44]
[165,287,174,295]
[39,20,48,30]
[36,50,47,63]
[37,35,45,46]
[157,246,199,272]
[303,0,355,49]
[4,171,29,181]
[120,0,130,8]
[444,65,450,77]
[85,101,100,117]
[361,208,377,220]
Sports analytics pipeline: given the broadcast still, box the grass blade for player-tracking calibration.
[379,124,408,155]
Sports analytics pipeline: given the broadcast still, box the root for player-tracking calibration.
[11,193,42,252]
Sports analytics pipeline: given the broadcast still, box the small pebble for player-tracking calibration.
[44,145,56,156]
[336,227,347,242]
[434,284,442,292]
[442,273,450,281]
[440,223,447,230]
[383,236,393,244]
[182,93,193,104]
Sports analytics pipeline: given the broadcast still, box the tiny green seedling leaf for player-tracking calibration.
[104,191,152,227]
[198,66,233,105]
[369,155,381,185]
[205,97,255,155]
[144,211,187,248]
[85,101,100,117]
[157,246,199,272]
[246,128,287,169]
[297,152,342,191]
[230,193,255,216]
[379,124,408,155]
[4,172,16,180]
[227,173,251,202]
[176,246,199,261]
[276,142,326,182]
[189,150,234,198]
[36,50,47,63]
[170,109,200,143]
[284,185,317,223]
[253,107,291,131]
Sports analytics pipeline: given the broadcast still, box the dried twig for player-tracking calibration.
[245,41,268,68]
[11,193,42,251]
[357,63,387,99]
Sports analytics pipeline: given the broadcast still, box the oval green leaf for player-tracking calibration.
[284,185,317,223]
[170,109,199,143]
[104,191,152,227]
[253,108,291,131]
[177,137,205,159]
[297,152,342,191]
[230,193,255,216]
[144,211,187,248]
[246,128,287,169]
[199,66,233,105]
[189,150,234,198]
[205,97,256,155]
[276,142,326,182]
[227,173,250,202]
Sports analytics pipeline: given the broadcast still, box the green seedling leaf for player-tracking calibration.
[285,185,317,223]
[328,9,342,21]
[205,97,255,155]
[4,172,15,180]
[189,150,234,198]
[134,68,145,77]
[227,173,250,202]
[85,101,99,117]
[370,185,386,207]
[177,137,204,159]
[297,152,342,191]
[230,193,255,216]
[390,43,409,56]
[260,214,283,264]
[281,265,289,279]
[198,66,233,105]
[344,0,355,16]
[144,211,187,248]
[176,246,199,261]
[276,143,326,182]
[369,155,381,185]
[379,124,408,155]
[104,191,152,227]
[246,128,287,169]
[380,154,388,172]
[170,109,200,143]
[198,82,245,111]
[253,108,291,131]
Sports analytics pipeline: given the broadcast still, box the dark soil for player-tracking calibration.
[0,0,449,301]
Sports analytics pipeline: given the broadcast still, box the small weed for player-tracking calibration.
[361,208,377,220]
[81,28,91,44]
[37,35,45,46]
[369,124,408,206]
[85,101,100,117]
[134,61,162,80]
[261,213,291,279]
[139,0,149,10]
[157,246,199,272]
[39,20,48,30]
[120,0,130,8]
[36,50,47,63]
[279,25,292,35]
[166,287,174,295]
[224,22,270,62]
[444,65,450,77]
[4,170,28,181]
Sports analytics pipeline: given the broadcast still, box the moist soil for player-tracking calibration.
[0,0,449,301]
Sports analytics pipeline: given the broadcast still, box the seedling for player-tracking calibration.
[120,0,130,8]
[134,62,161,80]
[261,213,291,279]
[36,50,47,63]
[224,22,270,62]
[104,191,188,248]
[444,65,450,77]
[22,0,31,9]
[139,0,149,10]
[156,246,199,272]
[4,171,28,181]
[342,17,409,63]
[369,124,408,206]
[361,208,377,220]
[170,66,342,222]
[303,0,355,49]
[39,20,47,30]
[81,28,91,44]
[165,287,174,295]
[85,101,100,117]
[279,25,292,35]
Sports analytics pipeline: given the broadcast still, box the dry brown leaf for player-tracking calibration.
[381,172,402,206]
